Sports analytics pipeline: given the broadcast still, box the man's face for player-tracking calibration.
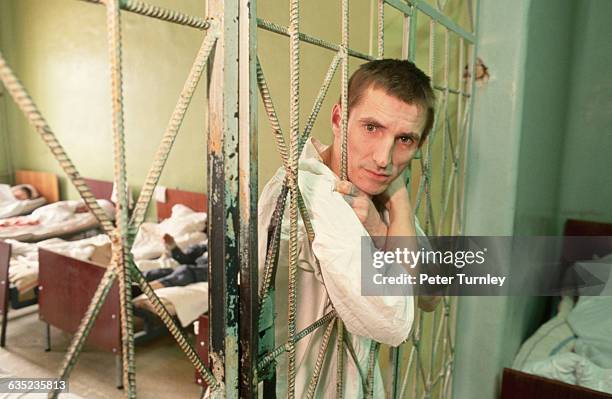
[11,187,29,201]
[331,86,427,197]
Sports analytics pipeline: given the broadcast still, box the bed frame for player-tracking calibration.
[501,218,612,399]
[0,178,112,348]
[37,187,207,389]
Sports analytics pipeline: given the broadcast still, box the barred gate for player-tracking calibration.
[0,0,477,397]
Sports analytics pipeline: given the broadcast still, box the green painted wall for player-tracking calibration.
[515,0,575,236]
[557,0,612,226]
[453,1,530,397]
[0,0,15,183]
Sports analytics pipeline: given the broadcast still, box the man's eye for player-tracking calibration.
[365,124,377,132]
[398,135,414,144]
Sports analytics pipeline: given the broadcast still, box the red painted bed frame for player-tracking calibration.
[36,187,208,389]
[501,218,612,399]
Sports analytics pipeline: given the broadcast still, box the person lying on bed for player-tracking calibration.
[132,233,208,295]
[11,184,39,201]
[0,199,115,227]
[0,184,40,203]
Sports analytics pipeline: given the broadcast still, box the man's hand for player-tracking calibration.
[334,181,387,248]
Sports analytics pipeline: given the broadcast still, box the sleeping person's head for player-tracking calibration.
[11,184,39,201]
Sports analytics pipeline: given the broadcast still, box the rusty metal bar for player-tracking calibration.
[238,0,258,396]
[207,0,240,397]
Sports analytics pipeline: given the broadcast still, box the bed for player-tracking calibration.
[502,219,612,399]
[0,178,114,348]
[0,178,114,242]
[0,170,59,218]
[37,188,208,389]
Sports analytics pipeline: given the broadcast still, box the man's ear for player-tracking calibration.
[331,102,342,138]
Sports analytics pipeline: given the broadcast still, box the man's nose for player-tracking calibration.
[372,139,394,169]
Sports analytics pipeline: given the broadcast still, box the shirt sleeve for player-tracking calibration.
[302,172,415,347]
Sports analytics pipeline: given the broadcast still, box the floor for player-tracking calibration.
[0,306,203,399]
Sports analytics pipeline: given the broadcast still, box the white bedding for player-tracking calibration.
[133,282,208,327]
[0,197,46,218]
[514,293,612,394]
[0,200,114,242]
[6,234,111,294]
[131,204,207,265]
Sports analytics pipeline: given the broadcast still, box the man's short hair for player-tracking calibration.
[347,59,435,144]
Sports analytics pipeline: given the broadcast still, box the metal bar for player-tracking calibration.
[238,0,258,396]
[389,346,401,398]
[384,0,412,16]
[77,0,211,30]
[257,310,336,372]
[257,18,374,62]
[207,0,240,397]
[405,0,476,43]
[377,0,384,58]
[286,0,300,396]
[106,0,136,395]
[451,36,465,235]
[336,318,345,398]
[408,5,418,62]
[401,13,410,59]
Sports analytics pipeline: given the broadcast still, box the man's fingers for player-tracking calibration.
[342,194,354,206]
[335,180,364,197]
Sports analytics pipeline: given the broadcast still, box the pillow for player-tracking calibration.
[573,253,612,296]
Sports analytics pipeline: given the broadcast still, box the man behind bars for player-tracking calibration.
[258,59,439,397]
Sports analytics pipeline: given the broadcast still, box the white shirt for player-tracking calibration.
[258,138,419,398]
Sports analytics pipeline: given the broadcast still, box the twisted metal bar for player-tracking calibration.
[286,0,300,395]
[437,28,451,235]
[130,28,219,227]
[78,0,211,30]
[335,2,350,393]
[257,18,374,62]
[105,1,136,394]
[305,318,337,399]
[0,52,113,234]
[451,37,465,235]
[377,0,384,58]
[339,4,349,181]
[258,184,288,303]
[336,318,345,398]
[255,58,291,172]
[365,341,380,398]
[257,310,336,371]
